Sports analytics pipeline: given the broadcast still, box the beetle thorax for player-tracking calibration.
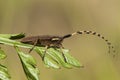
[38,36,63,47]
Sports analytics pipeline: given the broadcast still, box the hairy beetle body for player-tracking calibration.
[21,35,63,48]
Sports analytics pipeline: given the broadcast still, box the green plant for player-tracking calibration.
[0,33,82,80]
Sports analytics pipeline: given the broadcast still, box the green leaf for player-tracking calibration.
[34,47,60,69]
[0,35,82,69]
[44,55,60,69]
[0,64,11,80]
[62,49,83,68]
[35,47,82,69]
[0,49,6,60]
[0,33,25,39]
[47,48,73,68]
[15,46,40,80]
[35,47,71,69]
[9,33,25,40]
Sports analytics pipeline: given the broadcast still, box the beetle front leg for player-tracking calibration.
[42,46,48,61]
[56,44,67,62]
[60,47,67,62]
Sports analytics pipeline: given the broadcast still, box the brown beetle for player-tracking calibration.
[20,31,116,62]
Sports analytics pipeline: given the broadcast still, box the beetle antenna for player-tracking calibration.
[63,31,116,57]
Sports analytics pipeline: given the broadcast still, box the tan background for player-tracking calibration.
[0,0,120,80]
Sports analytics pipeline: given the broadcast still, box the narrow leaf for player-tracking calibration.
[0,64,11,80]
[35,48,60,69]
[0,33,25,39]
[0,49,7,60]
[34,47,82,69]
[9,33,25,40]
[63,49,83,68]
[47,48,73,68]
[44,55,60,69]
[15,46,40,80]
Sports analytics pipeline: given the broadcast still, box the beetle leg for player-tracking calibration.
[29,39,39,53]
[54,46,67,62]
[57,44,67,62]
[42,46,48,61]
[60,47,67,62]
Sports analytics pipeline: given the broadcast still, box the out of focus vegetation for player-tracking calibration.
[0,0,120,80]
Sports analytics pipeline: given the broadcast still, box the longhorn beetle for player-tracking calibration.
[20,31,116,62]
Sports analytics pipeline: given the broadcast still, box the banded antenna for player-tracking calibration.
[62,30,116,57]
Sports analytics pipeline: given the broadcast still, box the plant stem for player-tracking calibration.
[0,37,32,48]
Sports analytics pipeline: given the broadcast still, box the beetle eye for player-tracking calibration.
[51,38,60,41]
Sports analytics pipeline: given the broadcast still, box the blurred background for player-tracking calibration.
[0,0,120,80]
